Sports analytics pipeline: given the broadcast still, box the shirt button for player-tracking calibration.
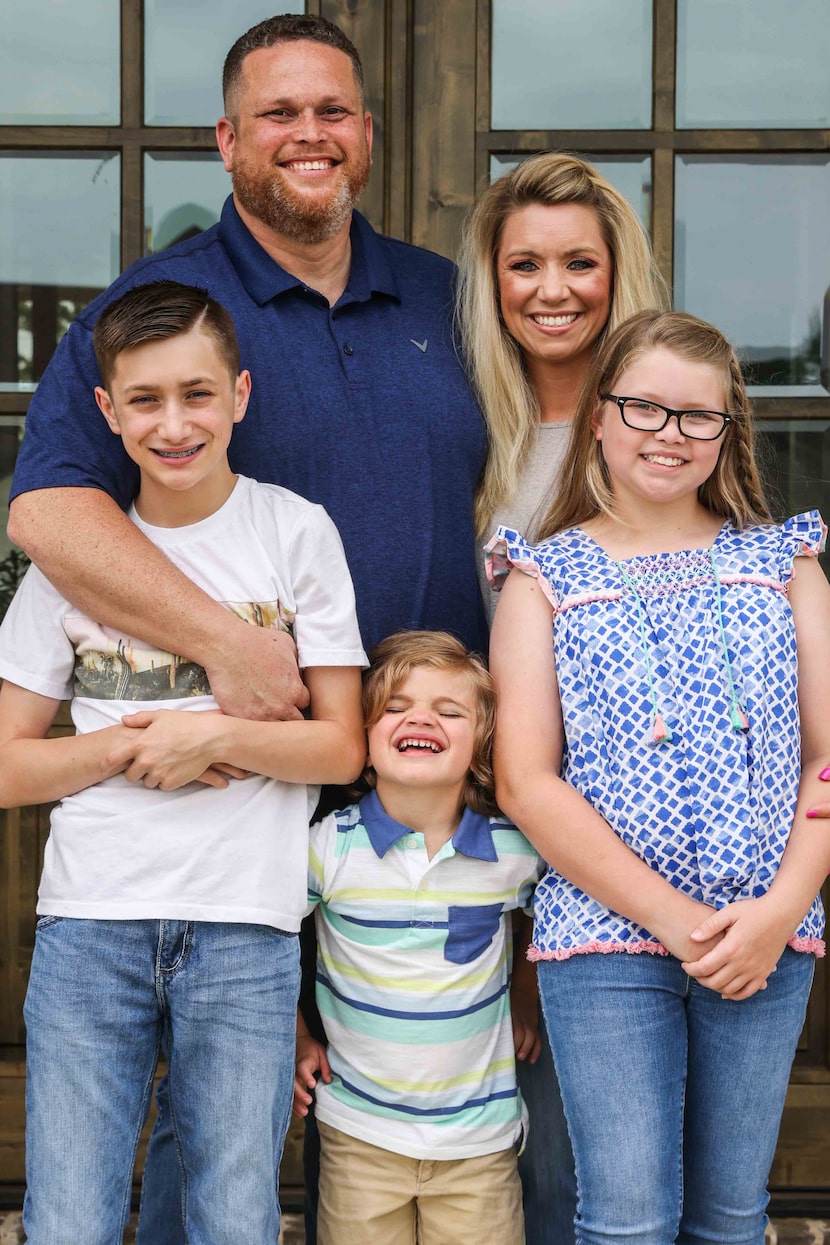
[343,343,354,356]
[407,837,418,849]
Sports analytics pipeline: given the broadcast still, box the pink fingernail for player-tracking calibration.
[806,810,817,819]
[819,767,830,780]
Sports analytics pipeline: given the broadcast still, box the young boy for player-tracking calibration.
[293,631,543,1245]
[0,280,367,1245]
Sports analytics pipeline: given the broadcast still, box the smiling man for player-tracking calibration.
[9,15,487,702]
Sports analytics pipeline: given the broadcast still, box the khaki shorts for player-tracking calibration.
[317,1118,525,1245]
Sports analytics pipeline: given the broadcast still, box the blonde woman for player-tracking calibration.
[457,153,666,1244]
[458,151,667,622]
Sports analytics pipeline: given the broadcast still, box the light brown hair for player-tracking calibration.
[535,309,772,540]
[92,281,240,388]
[361,631,498,816]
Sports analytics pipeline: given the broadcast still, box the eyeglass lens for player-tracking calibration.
[620,399,726,439]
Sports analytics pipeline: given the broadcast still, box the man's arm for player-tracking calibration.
[9,487,308,721]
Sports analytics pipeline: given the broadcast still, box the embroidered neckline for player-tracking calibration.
[616,550,748,745]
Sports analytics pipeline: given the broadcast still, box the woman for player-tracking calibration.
[458,152,667,621]
[456,152,667,1244]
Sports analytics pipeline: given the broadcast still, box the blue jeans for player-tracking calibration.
[23,917,300,1245]
[538,948,813,1245]
[517,1015,577,1245]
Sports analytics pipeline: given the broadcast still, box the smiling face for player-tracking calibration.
[216,40,372,246]
[592,346,729,520]
[367,666,481,804]
[94,325,250,526]
[496,201,613,383]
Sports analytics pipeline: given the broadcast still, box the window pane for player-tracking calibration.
[677,0,830,129]
[0,420,24,563]
[758,422,830,577]
[145,0,305,126]
[675,155,830,395]
[491,0,652,130]
[0,0,119,125]
[144,153,231,253]
[0,153,120,392]
[490,153,652,232]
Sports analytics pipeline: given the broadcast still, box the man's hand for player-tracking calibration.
[293,1034,332,1118]
[205,624,308,721]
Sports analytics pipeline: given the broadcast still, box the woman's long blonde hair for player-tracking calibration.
[535,310,772,541]
[457,152,668,536]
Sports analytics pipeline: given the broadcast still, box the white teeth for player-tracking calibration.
[643,454,684,466]
[397,738,441,754]
[287,160,332,171]
[533,314,578,327]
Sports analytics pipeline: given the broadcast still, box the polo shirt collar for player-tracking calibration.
[217,196,400,307]
[359,790,498,862]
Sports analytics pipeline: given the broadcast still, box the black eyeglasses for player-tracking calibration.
[600,394,732,441]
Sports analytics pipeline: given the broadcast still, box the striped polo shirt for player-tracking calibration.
[307,791,543,1160]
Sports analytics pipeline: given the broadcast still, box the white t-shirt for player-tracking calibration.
[0,475,367,930]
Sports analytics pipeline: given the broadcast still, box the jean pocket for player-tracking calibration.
[34,915,64,932]
[444,903,504,965]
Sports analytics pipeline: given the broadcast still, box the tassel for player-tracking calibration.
[730,701,749,732]
[650,712,673,745]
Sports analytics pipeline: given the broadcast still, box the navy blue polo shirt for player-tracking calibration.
[12,198,488,653]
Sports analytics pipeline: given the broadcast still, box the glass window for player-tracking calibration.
[0,419,24,563]
[0,153,120,391]
[677,0,830,129]
[491,0,652,131]
[144,153,231,253]
[144,0,304,126]
[758,422,830,574]
[674,155,830,395]
[490,153,652,232]
[0,0,119,125]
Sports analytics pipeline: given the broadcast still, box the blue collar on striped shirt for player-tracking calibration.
[359,790,499,863]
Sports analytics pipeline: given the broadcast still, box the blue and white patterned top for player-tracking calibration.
[487,513,826,961]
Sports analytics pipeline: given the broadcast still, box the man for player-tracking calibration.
[9,15,488,704]
[9,13,487,1242]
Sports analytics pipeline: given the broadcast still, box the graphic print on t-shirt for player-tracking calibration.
[71,599,295,701]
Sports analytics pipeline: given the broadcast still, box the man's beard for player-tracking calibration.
[232,148,371,246]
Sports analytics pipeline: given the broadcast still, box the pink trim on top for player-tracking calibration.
[528,933,825,962]
[789,934,825,957]
[528,939,669,962]
[484,537,560,610]
[718,573,787,595]
[557,589,624,613]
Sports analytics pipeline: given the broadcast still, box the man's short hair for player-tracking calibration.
[92,281,241,388]
[222,14,364,115]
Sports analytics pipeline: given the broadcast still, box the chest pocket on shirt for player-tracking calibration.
[444,903,504,965]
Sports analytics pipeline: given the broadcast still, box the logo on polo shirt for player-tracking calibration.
[410,338,428,353]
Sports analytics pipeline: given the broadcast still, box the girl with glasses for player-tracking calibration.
[488,309,830,1245]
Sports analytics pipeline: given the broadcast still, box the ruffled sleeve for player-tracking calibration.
[483,526,560,609]
[778,510,827,583]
